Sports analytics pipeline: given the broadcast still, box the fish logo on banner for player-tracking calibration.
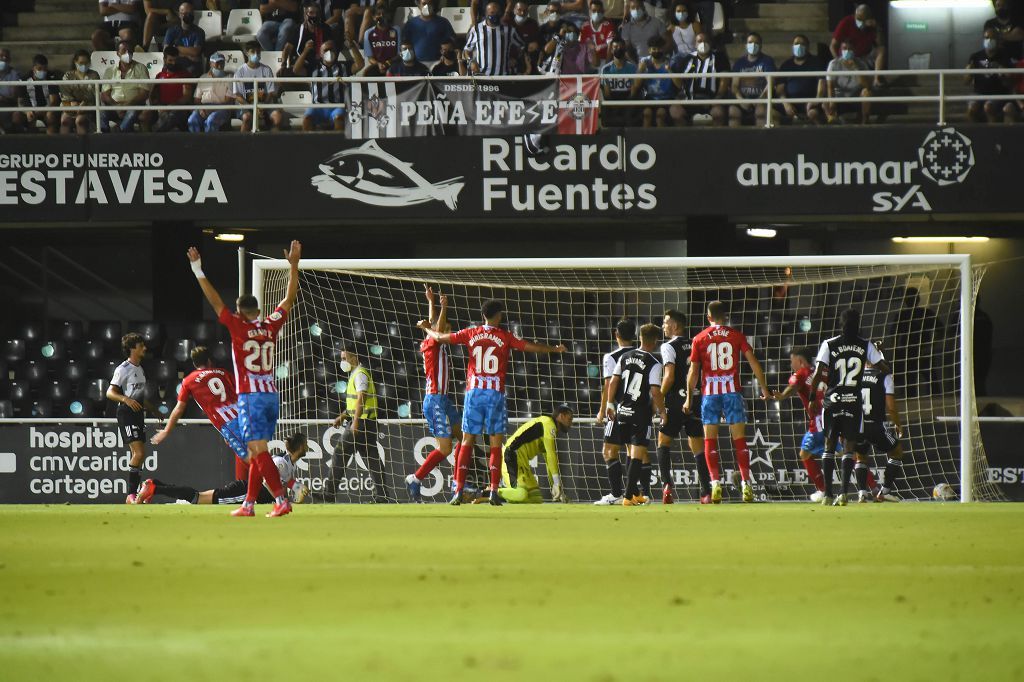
[311,140,465,210]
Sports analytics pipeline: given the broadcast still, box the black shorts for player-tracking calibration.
[607,419,653,448]
[659,405,704,440]
[213,479,275,505]
[117,407,145,444]
[824,409,863,443]
[857,422,900,455]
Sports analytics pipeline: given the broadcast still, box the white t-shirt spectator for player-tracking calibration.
[99,0,141,24]
[826,57,865,97]
[232,62,277,100]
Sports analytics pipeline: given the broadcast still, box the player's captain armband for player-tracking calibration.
[190,258,205,279]
[269,310,283,322]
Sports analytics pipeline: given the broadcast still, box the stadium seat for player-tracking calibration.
[4,339,26,363]
[138,52,165,78]
[90,321,123,345]
[440,7,473,35]
[261,50,284,72]
[9,380,30,403]
[350,320,366,340]
[188,321,218,344]
[17,321,44,343]
[39,340,65,362]
[280,90,311,118]
[14,360,47,385]
[63,360,85,385]
[81,340,107,364]
[30,400,53,418]
[58,320,84,344]
[197,9,223,40]
[0,400,12,418]
[220,49,246,73]
[169,338,194,363]
[393,5,420,30]
[225,8,262,43]
[152,360,176,383]
[209,341,230,364]
[131,321,166,349]
[90,50,118,75]
[45,380,71,404]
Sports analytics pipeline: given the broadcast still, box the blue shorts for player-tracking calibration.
[237,392,279,442]
[304,107,345,126]
[423,394,460,439]
[701,393,747,425]
[220,417,248,461]
[462,389,508,436]
[800,430,845,457]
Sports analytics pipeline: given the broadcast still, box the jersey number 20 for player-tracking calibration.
[242,340,274,373]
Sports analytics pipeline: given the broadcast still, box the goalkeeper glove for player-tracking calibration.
[551,476,569,503]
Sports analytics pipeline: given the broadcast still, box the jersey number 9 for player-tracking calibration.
[208,377,228,402]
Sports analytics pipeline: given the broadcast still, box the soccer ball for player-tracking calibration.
[932,483,957,501]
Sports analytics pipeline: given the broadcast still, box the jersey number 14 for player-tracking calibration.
[620,370,644,401]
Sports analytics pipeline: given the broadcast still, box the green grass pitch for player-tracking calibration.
[1,503,1022,681]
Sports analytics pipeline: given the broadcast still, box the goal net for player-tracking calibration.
[255,257,1002,504]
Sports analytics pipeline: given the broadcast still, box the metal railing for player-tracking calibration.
[0,68,1022,133]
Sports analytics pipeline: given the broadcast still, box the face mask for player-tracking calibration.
[0,60,7,72]
[120,52,132,64]
[793,44,806,58]
[547,12,558,23]
[35,70,48,79]
[650,50,662,60]
[375,15,385,24]
[181,12,193,23]
[996,8,1009,19]
[855,18,864,29]
[487,12,500,23]
[696,41,708,54]
[211,67,225,76]
[323,50,334,62]
[591,11,602,22]
[514,13,526,23]
[443,49,456,59]
[613,48,625,60]
[984,38,997,50]
[420,5,431,16]
[401,48,413,61]
[77,63,89,73]
[675,11,686,22]
[248,53,260,65]
[841,48,854,60]
[746,42,760,56]
[630,8,642,20]
[165,62,177,70]
[565,32,577,43]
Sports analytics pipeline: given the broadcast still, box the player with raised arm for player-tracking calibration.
[684,301,771,504]
[187,240,302,518]
[107,332,158,503]
[606,323,667,507]
[150,345,247,472]
[594,319,636,506]
[405,285,463,502]
[418,298,566,506]
[855,343,905,503]
[773,347,830,502]
[808,308,889,506]
[499,404,574,503]
[658,310,712,505]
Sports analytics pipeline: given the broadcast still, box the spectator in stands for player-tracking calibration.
[631,35,682,126]
[666,2,701,57]
[601,37,639,126]
[143,45,194,131]
[258,0,301,50]
[643,0,668,24]
[234,41,285,132]
[830,3,884,88]
[464,1,526,75]
[363,2,400,75]
[0,48,26,134]
[401,0,455,62]
[60,50,101,135]
[621,0,666,59]
[986,0,1024,60]
[542,22,598,73]
[294,0,333,68]
[188,52,233,132]
[143,0,178,50]
[580,0,615,65]
[776,33,824,124]
[538,2,571,47]
[675,32,727,126]
[24,54,60,135]
[296,39,358,130]
[387,38,429,76]
[825,38,872,124]
[432,37,466,75]
[99,40,151,132]
[729,32,774,127]
[520,38,545,74]
[93,0,144,50]
[966,28,1016,123]
[505,1,540,49]
[307,0,345,43]
[162,2,206,75]
[346,0,373,43]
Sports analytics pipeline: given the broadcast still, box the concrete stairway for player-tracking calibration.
[3,0,96,74]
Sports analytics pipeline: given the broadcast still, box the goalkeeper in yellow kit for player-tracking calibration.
[499,404,574,503]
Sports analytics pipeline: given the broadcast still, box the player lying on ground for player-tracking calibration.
[418,298,566,507]
[595,319,637,505]
[684,301,771,504]
[137,432,310,505]
[499,405,574,503]
[107,332,160,504]
[658,309,712,504]
[809,307,890,506]
[607,323,668,507]
[406,285,464,503]
[854,345,905,502]
[188,240,302,518]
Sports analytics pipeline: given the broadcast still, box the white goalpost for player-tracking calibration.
[253,255,999,504]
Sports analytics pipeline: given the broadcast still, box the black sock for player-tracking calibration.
[694,448,711,495]
[606,459,624,498]
[640,463,652,496]
[822,452,836,497]
[128,466,142,494]
[883,457,903,492]
[840,455,854,495]
[625,458,641,499]
[656,446,672,489]
[855,463,868,492]
[154,483,199,502]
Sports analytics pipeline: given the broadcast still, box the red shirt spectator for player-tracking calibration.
[154,65,191,104]
[580,16,616,62]
[832,14,877,59]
